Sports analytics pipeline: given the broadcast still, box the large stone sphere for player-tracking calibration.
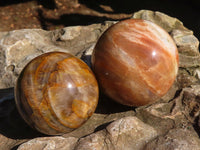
[15,52,99,135]
[92,19,178,106]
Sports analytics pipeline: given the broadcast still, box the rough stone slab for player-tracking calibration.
[0,22,115,89]
[0,134,21,150]
[133,10,188,32]
[144,128,200,150]
[75,116,158,150]
[17,136,78,150]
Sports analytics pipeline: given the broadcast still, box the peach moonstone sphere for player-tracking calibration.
[92,19,178,106]
[15,52,99,135]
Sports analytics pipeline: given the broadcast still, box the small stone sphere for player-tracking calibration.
[92,19,179,106]
[15,52,99,135]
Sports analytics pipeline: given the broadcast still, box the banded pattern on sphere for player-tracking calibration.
[92,19,178,106]
[15,52,99,135]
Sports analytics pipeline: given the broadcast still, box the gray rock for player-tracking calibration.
[0,22,115,89]
[63,111,135,138]
[17,116,157,150]
[17,136,78,150]
[144,128,200,150]
[171,29,199,56]
[136,102,176,135]
[0,134,21,150]
[133,10,187,32]
[75,116,158,150]
[174,85,200,124]
[136,85,200,136]
[136,85,200,150]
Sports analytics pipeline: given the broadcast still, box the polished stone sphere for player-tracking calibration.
[15,52,99,135]
[92,19,178,106]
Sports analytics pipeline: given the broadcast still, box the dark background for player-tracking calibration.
[0,0,199,39]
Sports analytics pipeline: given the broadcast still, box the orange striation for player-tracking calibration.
[15,52,99,135]
[92,19,178,106]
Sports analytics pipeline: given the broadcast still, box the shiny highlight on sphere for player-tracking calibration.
[15,52,99,135]
[92,19,179,106]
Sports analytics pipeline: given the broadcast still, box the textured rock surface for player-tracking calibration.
[0,10,200,150]
[18,116,158,150]
[0,134,21,150]
[75,116,158,150]
[0,22,115,89]
[144,128,200,150]
[17,136,78,150]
